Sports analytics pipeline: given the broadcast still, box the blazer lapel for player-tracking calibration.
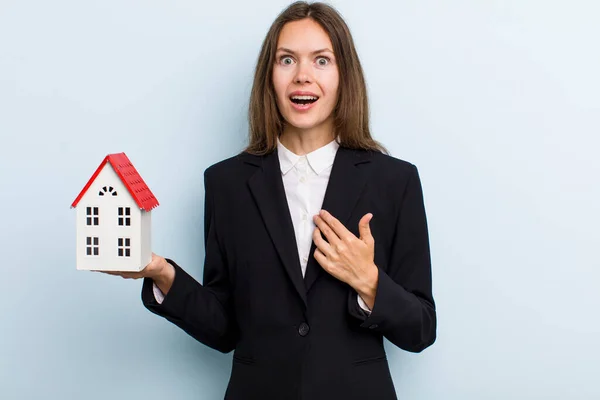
[304,147,372,293]
[247,150,308,308]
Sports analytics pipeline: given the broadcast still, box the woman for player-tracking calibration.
[109,2,436,399]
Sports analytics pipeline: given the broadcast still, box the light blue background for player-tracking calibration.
[1,1,598,399]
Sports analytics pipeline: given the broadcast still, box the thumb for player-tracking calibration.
[359,213,374,244]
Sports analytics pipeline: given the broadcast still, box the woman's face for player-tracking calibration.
[272,18,339,134]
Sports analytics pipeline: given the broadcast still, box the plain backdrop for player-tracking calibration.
[1,0,598,399]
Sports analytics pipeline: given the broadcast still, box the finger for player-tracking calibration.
[314,214,342,245]
[120,272,143,279]
[319,209,354,241]
[313,226,334,257]
[358,213,374,244]
[100,271,123,276]
[313,248,330,271]
[97,270,142,279]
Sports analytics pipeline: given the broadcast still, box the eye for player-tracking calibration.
[279,56,294,65]
[316,57,330,66]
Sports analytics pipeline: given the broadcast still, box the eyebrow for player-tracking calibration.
[276,47,334,56]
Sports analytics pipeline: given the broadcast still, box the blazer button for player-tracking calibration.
[298,322,310,337]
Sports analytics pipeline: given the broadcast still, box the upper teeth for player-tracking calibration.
[291,95,318,100]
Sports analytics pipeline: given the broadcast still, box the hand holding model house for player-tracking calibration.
[71,153,176,292]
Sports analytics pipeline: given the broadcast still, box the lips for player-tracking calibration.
[289,91,319,105]
[289,91,319,110]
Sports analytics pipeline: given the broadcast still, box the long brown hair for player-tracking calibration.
[244,1,388,156]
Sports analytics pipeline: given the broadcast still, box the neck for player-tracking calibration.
[280,120,336,156]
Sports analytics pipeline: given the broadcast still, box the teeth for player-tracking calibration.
[291,95,318,100]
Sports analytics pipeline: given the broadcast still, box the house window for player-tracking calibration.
[86,237,99,256]
[117,238,131,257]
[86,207,99,226]
[99,186,118,196]
[118,207,131,226]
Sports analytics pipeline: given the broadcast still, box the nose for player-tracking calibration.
[294,60,313,84]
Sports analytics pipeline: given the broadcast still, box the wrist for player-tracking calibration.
[153,259,175,287]
[354,264,379,307]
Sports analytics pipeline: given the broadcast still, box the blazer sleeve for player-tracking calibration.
[348,164,436,353]
[141,169,238,354]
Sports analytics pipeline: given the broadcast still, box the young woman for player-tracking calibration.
[108,2,436,399]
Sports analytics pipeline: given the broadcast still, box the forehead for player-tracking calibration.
[277,18,333,52]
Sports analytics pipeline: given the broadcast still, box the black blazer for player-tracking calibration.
[142,146,436,400]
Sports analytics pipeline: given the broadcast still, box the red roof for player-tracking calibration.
[71,152,159,212]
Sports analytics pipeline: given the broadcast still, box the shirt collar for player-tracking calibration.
[277,136,339,176]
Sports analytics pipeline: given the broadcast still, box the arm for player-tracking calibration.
[151,263,176,302]
[348,164,436,353]
[141,169,237,353]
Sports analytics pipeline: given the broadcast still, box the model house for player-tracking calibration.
[71,153,159,271]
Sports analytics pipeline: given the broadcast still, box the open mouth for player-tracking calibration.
[290,95,319,105]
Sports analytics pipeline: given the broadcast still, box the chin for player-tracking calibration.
[287,121,321,130]
[284,114,329,131]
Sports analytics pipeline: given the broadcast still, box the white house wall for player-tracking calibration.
[76,163,144,271]
[140,211,152,268]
